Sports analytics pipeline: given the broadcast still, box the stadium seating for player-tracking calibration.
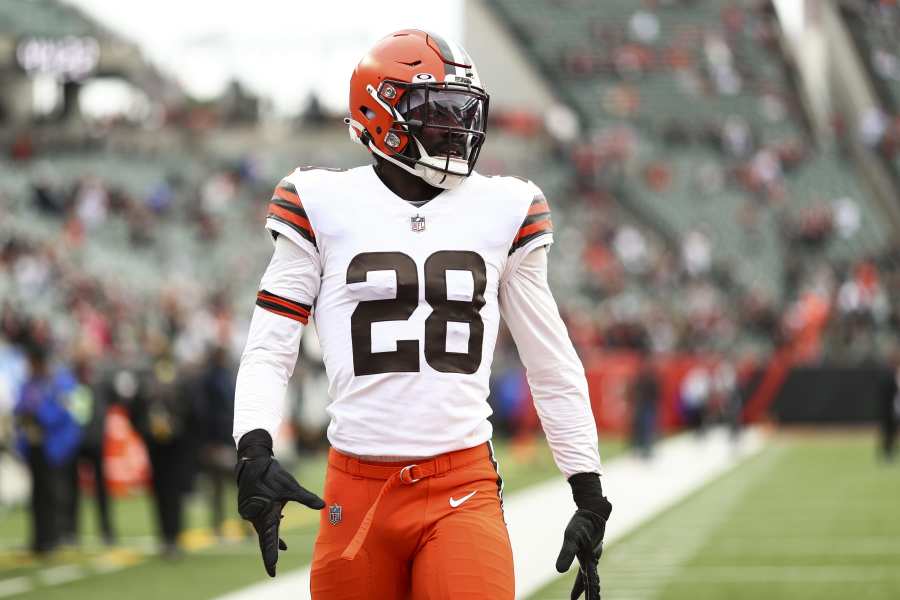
[840,0,900,177]
[487,0,891,298]
[781,151,890,261]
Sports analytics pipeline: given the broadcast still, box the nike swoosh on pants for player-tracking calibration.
[449,491,477,508]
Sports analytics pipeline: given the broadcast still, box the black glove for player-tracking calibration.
[236,429,325,577]
[555,472,612,600]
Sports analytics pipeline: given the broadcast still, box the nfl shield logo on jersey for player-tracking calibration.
[410,214,426,232]
[329,504,342,526]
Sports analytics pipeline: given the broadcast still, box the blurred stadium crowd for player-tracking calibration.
[1,0,899,556]
[491,0,899,363]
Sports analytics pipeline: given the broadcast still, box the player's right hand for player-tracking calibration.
[236,429,325,577]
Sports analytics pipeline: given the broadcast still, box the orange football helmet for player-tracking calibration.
[346,29,490,189]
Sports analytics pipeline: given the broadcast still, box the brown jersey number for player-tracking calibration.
[346,251,487,376]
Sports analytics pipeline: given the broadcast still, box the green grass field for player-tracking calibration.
[3,432,896,600]
[531,432,900,600]
[0,436,623,599]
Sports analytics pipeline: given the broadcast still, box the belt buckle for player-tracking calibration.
[399,464,420,484]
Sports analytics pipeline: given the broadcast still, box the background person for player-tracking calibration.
[62,354,116,546]
[13,337,81,554]
[630,356,659,459]
[198,344,238,537]
[126,342,194,557]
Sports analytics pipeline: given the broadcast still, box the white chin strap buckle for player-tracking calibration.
[416,152,469,189]
[419,166,466,189]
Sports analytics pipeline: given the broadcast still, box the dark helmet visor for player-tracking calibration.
[399,87,487,160]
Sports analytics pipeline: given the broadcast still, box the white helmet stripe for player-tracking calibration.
[427,32,475,78]
[445,37,472,76]
[426,31,456,76]
[446,39,472,68]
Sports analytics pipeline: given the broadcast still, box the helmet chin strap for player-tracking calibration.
[408,136,469,189]
[418,166,466,190]
[368,141,466,190]
[345,117,368,145]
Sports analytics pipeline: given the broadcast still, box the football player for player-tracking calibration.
[233,29,612,599]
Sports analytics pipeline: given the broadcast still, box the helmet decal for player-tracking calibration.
[380,83,397,100]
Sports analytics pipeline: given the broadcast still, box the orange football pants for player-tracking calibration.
[310,443,514,599]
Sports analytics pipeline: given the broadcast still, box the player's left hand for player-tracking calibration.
[555,473,612,600]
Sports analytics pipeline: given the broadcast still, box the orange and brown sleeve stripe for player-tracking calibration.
[256,290,312,324]
[509,194,553,255]
[266,180,317,248]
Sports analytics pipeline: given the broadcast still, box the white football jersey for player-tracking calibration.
[264,165,553,458]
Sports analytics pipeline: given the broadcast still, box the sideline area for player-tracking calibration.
[216,427,766,600]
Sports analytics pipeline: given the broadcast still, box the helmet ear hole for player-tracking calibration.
[360,106,376,120]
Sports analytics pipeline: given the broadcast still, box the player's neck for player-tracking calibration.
[373,159,444,204]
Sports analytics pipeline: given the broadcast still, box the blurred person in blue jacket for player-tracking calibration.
[14,338,82,554]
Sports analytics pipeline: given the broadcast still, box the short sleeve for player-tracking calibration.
[503,186,554,281]
[265,176,318,258]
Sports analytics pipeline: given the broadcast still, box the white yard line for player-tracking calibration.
[91,560,129,575]
[215,427,767,600]
[704,537,900,555]
[0,454,29,506]
[0,551,141,598]
[637,564,900,583]
[37,564,86,586]
[0,534,158,553]
[0,577,30,598]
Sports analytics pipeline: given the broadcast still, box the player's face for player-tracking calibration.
[401,88,486,161]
